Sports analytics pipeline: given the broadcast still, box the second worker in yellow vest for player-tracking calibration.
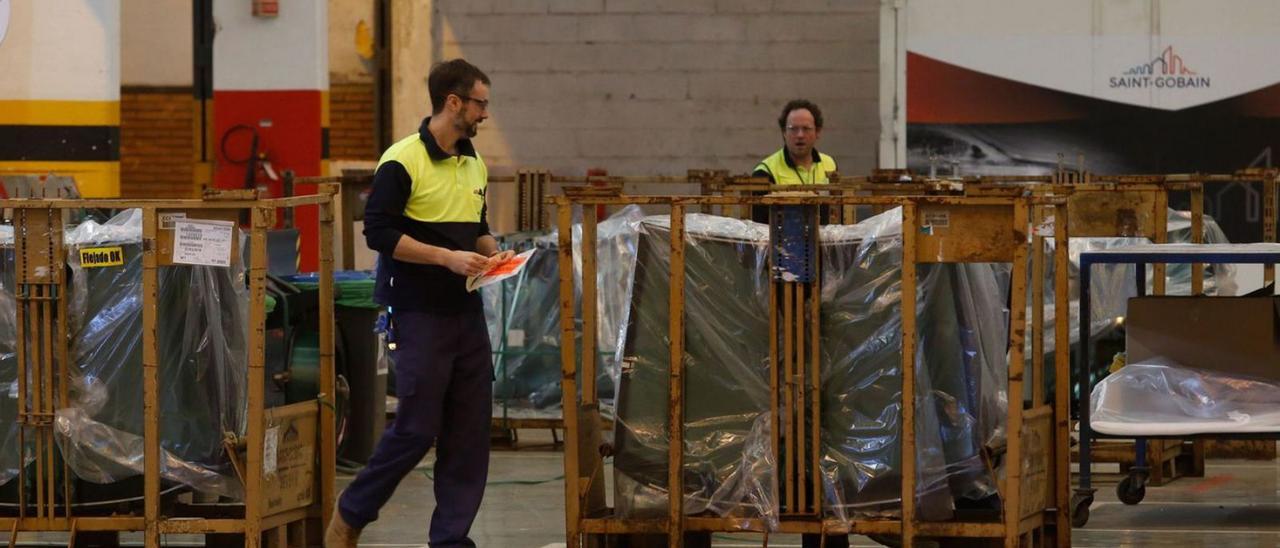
[753,99,838,185]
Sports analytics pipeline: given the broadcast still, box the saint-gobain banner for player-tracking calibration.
[905,0,1280,242]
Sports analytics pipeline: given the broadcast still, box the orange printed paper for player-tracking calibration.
[466,248,536,292]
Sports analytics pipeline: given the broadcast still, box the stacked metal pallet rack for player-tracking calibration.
[551,181,1073,548]
[0,186,338,547]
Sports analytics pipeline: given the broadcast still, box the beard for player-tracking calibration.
[456,116,480,138]
[787,143,812,159]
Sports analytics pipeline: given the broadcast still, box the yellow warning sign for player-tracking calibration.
[79,246,124,268]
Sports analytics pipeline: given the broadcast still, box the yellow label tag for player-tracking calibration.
[79,246,125,268]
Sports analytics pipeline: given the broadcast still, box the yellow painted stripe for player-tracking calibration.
[0,161,120,197]
[0,100,120,126]
[193,161,214,192]
[320,90,330,127]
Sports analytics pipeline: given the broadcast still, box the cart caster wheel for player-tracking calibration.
[1070,493,1093,528]
[1117,474,1146,505]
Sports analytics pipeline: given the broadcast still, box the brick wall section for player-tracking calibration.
[330,81,379,161]
[120,88,197,198]
[435,0,881,178]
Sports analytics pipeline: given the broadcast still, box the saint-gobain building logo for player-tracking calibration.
[1109,45,1211,89]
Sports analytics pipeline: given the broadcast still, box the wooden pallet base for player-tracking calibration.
[490,416,618,451]
[1075,439,1204,486]
[1204,439,1277,460]
[491,417,564,451]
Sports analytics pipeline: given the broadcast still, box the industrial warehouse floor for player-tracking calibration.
[348,432,1280,547]
[6,431,1280,546]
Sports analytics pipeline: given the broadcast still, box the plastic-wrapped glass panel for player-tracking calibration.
[486,231,564,418]
[53,209,249,498]
[484,206,644,420]
[1092,360,1280,436]
[0,226,24,489]
[612,209,1005,523]
[1036,210,1235,357]
[0,210,248,500]
[1027,211,1235,400]
[1166,211,1236,294]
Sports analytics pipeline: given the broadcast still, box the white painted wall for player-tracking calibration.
[391,0,431,138]
[213,0,328,90]
[329,0,375,83]
[121,0,191,86]
[117,0,368,87]
[0,0,119,100]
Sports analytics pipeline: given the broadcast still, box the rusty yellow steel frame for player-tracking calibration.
[500,166,1271,232]
[1179,169,1280,283]
[552,190,1071,548]
[500,169,1030,230]
[0,188,338,548]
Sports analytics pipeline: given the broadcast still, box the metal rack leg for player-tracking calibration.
[1073,257,1096,527]
[1119,439,1151,505]
[1118,263,1151,506]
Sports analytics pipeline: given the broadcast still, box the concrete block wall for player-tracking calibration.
[431,0,881,179]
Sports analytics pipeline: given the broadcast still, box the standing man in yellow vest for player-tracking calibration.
[753,99,838,185]
[750,99,839,223]
[326,59,501,548]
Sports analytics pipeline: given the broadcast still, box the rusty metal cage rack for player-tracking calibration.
[1064,171,1280,525]
[0,186,338,548]
[550,187,1073,548]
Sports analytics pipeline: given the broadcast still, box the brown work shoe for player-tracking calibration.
[324,504,360,548]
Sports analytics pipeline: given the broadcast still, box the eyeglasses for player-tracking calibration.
[455,94,490,111]
[785,125,816,135]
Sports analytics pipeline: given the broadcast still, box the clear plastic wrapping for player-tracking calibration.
[484,231,564,419]
[1166,210,1236,295]
[1091,360,1280,436]
[574,205,647,415]
[1025,211,1237,401]
[0,224,25,488]
[484,205,644,420]
[612,208,1007,524]
[1034,210,1235,359]
[0,209,249,499]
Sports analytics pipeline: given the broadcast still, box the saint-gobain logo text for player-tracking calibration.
[1109,46,1211,89]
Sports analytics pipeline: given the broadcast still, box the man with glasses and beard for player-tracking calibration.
[749,99,840,223]
[326,58,503,548]
[754,99,838,185]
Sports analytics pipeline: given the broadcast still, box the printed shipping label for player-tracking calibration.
[172,219,234,267]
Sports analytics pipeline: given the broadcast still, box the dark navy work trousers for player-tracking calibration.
[339,307,493,547]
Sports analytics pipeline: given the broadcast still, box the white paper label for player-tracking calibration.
[7,381,17,399]
[263,426,279,475]
[507,329,526,348]
[173,219,234,267]
[159,212,187,230]
[923,211,950,228]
